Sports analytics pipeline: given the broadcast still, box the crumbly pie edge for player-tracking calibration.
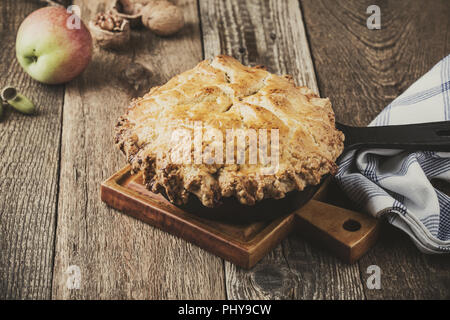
[115,55,345,208]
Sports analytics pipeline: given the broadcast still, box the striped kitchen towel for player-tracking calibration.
[335,54,450,253]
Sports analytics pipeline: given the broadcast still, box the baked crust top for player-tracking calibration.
[115,55,344,207]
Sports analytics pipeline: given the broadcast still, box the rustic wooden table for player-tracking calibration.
[1,0,449,300]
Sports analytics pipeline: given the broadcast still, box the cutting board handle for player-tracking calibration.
[294,199,380,263]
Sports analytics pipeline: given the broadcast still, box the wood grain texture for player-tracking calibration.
[2,0,448,300]
[295,199,380,264]
[199,0,366,300]
[302,0,450,126]
[51,0,225,299]
[301,0,450,299]
[100,166,297,269]
[0,0,69,299]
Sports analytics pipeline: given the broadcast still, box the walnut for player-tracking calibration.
[141,1,184,36]
[94,12,125,31]
[89,11,130,49]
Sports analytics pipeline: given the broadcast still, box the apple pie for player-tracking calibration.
[115,55,344,207]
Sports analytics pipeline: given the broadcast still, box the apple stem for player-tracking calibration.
[39,0,65,7]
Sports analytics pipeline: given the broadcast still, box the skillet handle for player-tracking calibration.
[337,121,450,152]
[294,200,380,263]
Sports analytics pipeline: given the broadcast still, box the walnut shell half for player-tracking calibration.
[89,17,130,49]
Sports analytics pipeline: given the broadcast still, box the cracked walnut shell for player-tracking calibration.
[89,12,130,49]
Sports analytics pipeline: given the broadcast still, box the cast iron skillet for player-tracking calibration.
[176,121,450,223]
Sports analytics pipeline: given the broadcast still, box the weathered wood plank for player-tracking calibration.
[199,0,366,300]
[51,0,226,299]
[302,0,450,126]
[301,0,450,299]
[0,0,67,299]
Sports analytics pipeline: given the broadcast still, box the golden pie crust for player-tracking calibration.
[115,55,344,207]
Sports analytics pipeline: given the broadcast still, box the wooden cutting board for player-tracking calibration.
[101,166,381,269]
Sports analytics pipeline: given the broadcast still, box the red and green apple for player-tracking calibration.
[16,6,93,84]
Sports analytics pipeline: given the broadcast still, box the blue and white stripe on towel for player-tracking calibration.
[335,54,450,253]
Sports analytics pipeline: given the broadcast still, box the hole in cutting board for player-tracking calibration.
[343,219,361,232]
